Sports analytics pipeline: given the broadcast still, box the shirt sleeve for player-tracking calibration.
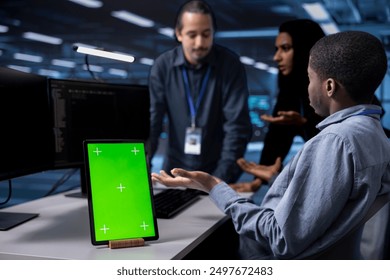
[210,133,355,258]
[148,57,167,159]
[211,58,252,183]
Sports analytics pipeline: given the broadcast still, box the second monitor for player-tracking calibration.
[49,78,150,194]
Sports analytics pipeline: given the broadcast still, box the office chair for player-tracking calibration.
[306,193,390,260]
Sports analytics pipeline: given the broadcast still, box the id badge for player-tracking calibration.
[184,127,202,155]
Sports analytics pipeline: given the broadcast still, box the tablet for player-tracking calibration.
[83,139,159,245]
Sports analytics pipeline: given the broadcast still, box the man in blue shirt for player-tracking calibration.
[148,0,252,183]
[151,31,390,259]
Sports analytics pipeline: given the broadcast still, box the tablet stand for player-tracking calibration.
[109,238,145,249]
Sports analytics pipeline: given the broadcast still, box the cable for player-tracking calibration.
[44,168,79,197]
[62,184,82,193]
[0,180,12,205]
[85,54,101,81]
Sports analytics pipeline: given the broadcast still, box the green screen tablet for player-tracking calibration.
[83,140,158,245]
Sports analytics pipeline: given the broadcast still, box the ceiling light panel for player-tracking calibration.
[111,10,155,28]
[23,32,63,45]
[51,59,76,68]
[302,2,331,21]
[14,53,43,63]
[67,0,103,8]
[0,25,9,33]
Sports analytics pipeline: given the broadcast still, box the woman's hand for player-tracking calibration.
[229,178,262,192]
[261,111,307,125]
[237,157,282,181]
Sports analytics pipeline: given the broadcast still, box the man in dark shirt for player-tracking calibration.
[148,0,252,183]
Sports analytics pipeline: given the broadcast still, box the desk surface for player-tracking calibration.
[0,190,227,260]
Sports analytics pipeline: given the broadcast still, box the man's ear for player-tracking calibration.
[326,78,337,97]
[175,29,182,43]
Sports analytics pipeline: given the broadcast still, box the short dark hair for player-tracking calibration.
[309,31,388,103]
[175,0,217,32]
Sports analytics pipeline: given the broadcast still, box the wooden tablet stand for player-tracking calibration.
[109,238,145,249]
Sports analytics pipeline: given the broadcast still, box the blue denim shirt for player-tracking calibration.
[210,104,390,259]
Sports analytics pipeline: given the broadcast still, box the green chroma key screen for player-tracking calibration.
[85,141,158,245]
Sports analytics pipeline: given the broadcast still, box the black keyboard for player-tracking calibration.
[153,189,202,219]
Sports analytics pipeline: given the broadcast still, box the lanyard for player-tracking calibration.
[182,65,211,127]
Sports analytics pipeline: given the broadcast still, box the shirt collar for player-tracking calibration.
[316,104,382,131]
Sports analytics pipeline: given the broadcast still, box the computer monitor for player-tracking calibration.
[0,67,55,180]
[0,67,55,230]
[48,78,150,195]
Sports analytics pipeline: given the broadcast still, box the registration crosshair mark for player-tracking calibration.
[131,147,140,155]
[140,221,149,231]
[100,224,110,234]
[117,183,126,192]
[93,147,102,156]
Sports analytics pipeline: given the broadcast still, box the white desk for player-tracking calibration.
[0,191,227,260]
